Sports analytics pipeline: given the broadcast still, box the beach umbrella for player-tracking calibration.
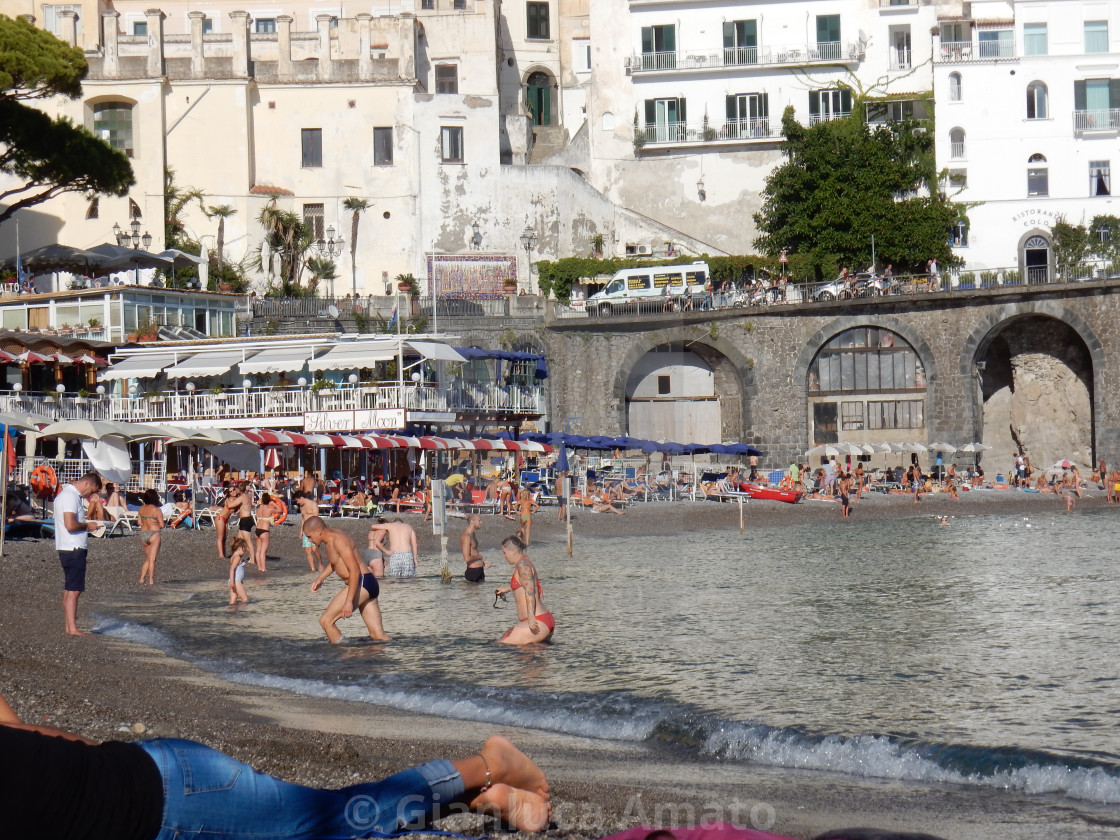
[302,433,338,447]
[929,442,958,452]
[806,444,840,457]
[418,436,457,450]
[15,350,51,364]
[362,435,402,449]
[0,409,51,429]
[39,418,130,441]
[0,243,115,274]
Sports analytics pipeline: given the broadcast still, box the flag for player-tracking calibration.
[4,429,14,473]
[387,303,399,330]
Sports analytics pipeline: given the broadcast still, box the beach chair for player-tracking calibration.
[105,510,137,536]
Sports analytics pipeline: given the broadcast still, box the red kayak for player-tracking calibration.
[739,482,803,504]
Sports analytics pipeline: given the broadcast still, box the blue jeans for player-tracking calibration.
[137,738,463,840]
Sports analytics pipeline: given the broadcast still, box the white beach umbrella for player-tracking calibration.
[806,444,840,457]
[928,442,958,452]
[39,419,130,441]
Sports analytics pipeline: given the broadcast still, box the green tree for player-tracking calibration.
[342,196,369,295]
[306,256,338,295]
[0,15,133,225]
[254,197,313,296]
[204,203,236,270]
[753,104,965,278]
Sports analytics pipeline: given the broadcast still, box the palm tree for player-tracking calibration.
[306,256,338,296]
[204,204,236,270]
[342,196,370,296]
[254,198,313,295]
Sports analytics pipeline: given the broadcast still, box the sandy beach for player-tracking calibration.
[3,489,1119,840]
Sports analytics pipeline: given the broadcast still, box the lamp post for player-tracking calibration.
[112,218,153,286]
[315,224,345,297]
[519,225,537,293]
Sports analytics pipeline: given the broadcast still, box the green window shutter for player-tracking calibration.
[1074,80,1087,111]
[1110,79,1120,110]
[841,89,852,113]
[642,27,653,53]
[645,100,656,124]
[723,22,734,49]
[817,15,839,43]
[745,20,757,47]
[678,98,687,123]
[726,95,736,120]
[760,93,769,119]
[663,25,676,53]
[810,91,820,116]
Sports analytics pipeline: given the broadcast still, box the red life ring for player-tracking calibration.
[170,507,193,529]
[30,464,60,499]
[272,499,288,526]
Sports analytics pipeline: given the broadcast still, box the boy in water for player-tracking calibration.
[292,491,323,572]
[304,516,390,643]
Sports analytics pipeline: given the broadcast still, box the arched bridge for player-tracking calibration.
[502,280,1120,470]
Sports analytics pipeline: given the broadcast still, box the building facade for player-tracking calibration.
[933,0,1120,277]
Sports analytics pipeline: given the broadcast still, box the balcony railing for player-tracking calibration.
[808,111,851,125]
[630,40,861,73]
[1074,109,1120,133]
[0,382,547,426]
[889,48,912,69]
[639,118,780,147]
[937,39,1016,63]
[950,142,966,159]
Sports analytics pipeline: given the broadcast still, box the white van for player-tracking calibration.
[586,261,710,316]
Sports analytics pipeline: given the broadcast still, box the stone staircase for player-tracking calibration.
[529,125,568,164]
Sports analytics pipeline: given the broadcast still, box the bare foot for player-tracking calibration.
[470,784,550,832]
[480,735,549,796]
[65,629,86,637]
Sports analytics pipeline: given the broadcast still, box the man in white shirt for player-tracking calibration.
[54,471,103,636]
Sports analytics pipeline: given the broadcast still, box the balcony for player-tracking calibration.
[889,48,912,70]
[629,40,862,74]
[808,112,851,126]
[936,39,1016,64]
[0,382,547,427]
[638,118,781,148]
[949,142,966,159]
[1074,109,1120,134]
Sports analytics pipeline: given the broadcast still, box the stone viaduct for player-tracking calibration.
[454,281,1120,469]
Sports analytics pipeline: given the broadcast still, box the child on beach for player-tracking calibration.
[514,487,539,545]
[228,535,250,605]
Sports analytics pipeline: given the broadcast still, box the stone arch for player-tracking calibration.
[610,328,756,442]
[522,65,556,126]
[958,301,1105,461]
[1017,227,1052,282]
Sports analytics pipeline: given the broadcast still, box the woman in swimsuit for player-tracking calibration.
[137,489,165,585]
[235,481,256,562]
[254,492,281,572]
[227,534,251,605]
[514,487,539,545]
[494,535,554,645]
[212,486,241,559]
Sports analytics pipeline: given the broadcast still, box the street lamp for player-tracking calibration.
[519,225,537,290]
[315,224,345,297]
[471,220,482,250]
[113,218,152,250]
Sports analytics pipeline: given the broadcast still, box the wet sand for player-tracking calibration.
[2,489,1118,840]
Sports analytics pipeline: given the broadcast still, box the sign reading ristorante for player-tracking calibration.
[305,409,407,433]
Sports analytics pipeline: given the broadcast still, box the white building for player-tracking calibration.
[1,0,706,298]
[933,0,1120,277]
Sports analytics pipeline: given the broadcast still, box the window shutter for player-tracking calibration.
[745,20,757,47]
[645,99,656,125]
[641,27,653,54]
[1110,79,1120,110]
[663,25,676,53]
[723,22,734,49]
[760,93,769,119]
[726,95,736,120]
[841,89,852,113]
[1074,80,1086,111]
[810,91,820,116]
[678,98,687,123]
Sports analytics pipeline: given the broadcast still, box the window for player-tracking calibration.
[1085,21,1108,53]
[808,328,924,395]
[454,0,467,9]
[809,89,851,123]
[1026,82,1048,119]
[129,197,142,219]
[657,375,671,396]
[1023,23,1047,56]
[202,17,213,33]
[951,219,968,246]
[1027,153,1048,196]
[93,102,134,156]
[948,169,968,188]
[840,401,865,431]
[1091,161,1111,196]
[132,20,147,36]
[641,25,676,70]
[948,72,962,102]
[978,29,1013,59]
[441,126,464,163]
[255,18,276,34]
[526,2,550,40]
[421,0,434,8]
[866,99,921,123]
[726,93,769,138]
[43,5,83,39]
[573,38,591,73]
[816,15,841,60]
[435,64,458,94]
[868,400,925,430]
[723,20,758,65]
[301,128,322,167]
[949,127,965,159]
[303,204,324,240]
[372,127,394,165]
[1074,79,1120,130]
[890,26,911,69]
[643,97,686,143]
[85,197,99,220]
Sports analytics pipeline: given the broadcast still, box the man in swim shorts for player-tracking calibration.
[304,516,389,643]
[460,514,489,582]
[369,516,419,578]
[292,491,323,572]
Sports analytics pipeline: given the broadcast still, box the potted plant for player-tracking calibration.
[75,387,91,404]
[396,273,418,295]
[310,378,336,394]
[87,316,101,329]
[590,233,605,258]
[144,388,165,404]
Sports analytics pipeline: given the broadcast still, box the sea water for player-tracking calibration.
[95,508,1120,805]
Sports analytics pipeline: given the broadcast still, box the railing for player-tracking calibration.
[629,40,861,73]
[978,40,1015,59]
[0,382,546,425]
[417,297,510,317]
[722,118,779,140]
[1073,109,1120,132]
[808,112,851,125]
[950,142,966,159]
[937,41,972,62]
[938,39,1016,63]
[880,0,918,6]
[639,118,781,147]
[550,267,1120,321]
[889,48,912,69]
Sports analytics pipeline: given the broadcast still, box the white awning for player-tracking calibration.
[97,353,180,381]
[163,350,246,378]
[309,340,398,371]
[407,340,467,362]
[238,346,313,375]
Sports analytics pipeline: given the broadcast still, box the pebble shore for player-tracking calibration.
[2,489,1116,840]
